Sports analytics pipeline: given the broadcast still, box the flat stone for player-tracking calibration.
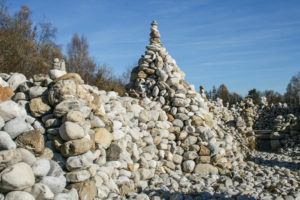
[0,131,16,150]
[48,80,77,105]
[54,188,78,200]
[199,145,210,156]
[16,129,45,155]
[29,86,48,99]
[4,117,32,139]
[0,162,35,191]
[17,148,36,166]
[66,110,84,124]
[0,86,14,103]
[32,159,51,177]
[29,97,52,117]
[194,164,218,175]
[5,191,35,200]
[49,69,67,79]
[40,175,66,194]
[53,73,84,85]
[54,99,81,117]
[0,149,22,170]
[66,170,90,183]
[139,110,152,123]
[94,128,114,149]
[66,151,94,171]
[7,73,26,91]
[61,138,91,157]
[0,76,8,87]
[59,121,85,141]
[68,180,96,200]
[106,143,121,161]
[30,183,54,200]
[0,100,26,122]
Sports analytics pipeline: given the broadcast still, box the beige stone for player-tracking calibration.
[94,128,113,149]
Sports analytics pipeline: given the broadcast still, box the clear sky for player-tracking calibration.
[7,0,300,96]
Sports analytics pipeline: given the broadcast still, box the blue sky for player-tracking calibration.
[7,0,300,95]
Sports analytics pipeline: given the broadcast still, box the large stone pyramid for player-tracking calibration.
[127,21,198,106]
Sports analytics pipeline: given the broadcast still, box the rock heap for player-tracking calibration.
[128,20,248,171]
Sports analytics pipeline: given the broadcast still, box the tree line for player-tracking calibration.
[206,72,300,106]
[0,1,129,95]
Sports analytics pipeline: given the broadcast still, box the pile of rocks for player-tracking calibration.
[231,97,300,151]
[127,20,249,171]
[0,21,299,200]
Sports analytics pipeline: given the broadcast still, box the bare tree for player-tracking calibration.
[67,34,96,84]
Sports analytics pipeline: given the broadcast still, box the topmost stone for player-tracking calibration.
[149,20,161,45]
[52,58,66,71]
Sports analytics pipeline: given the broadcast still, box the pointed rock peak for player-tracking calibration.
[150,20,161,45]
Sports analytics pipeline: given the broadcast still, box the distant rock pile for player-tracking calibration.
[0,21,299,200]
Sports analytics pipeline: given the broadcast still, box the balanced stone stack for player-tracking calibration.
[127,21,248,172]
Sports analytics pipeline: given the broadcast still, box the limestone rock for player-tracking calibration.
[94,128,114,149]
[4,117,32,139]
[54,188,78,200]
[68,180,96,200]
[0,162,35,191]
[32,159,51,177]
[0,86,14,103]
[16,129,45,155]
[54,99,81,117]
[29,86,48,99]
[30,183,54,200]
[0,131,16,150]
[66,170,90,183]
[0,100,26,122]
[0,149,22,170]
[53,73,84,85]
[5,191,35,200]
[59,121,85,141]
[194,164,218,175]
[7,73,26,91]
[40,175,66,194]
[29,97,52,117]
[61,138,91,157]
[49,69,67,79]
[66,151,94,171]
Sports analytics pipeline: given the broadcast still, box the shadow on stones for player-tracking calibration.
[248,156,300,171]
[141,189,258,200]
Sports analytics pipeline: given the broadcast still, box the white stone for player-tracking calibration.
[49,69,67,79]
[0,131,16,150]
[66,170,90,183]
[54,188,78,200]
[0,162,35,191]
[17,148,36,166]
[0,77,8,87]
[0,100,27,122]
[0,116,4,129]
[7,73,26,91]
[32,159,51,177]
[5,191,35,200]
[66,151,94,171]
[183,160,195,173]
[113,129,125,140]
[4,117,33,139]
[31,183,54,200]
[29,86,48,99]
[59,121,85,141]
[40,175,67,194]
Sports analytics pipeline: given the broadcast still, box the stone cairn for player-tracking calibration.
[128,20,248,170]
